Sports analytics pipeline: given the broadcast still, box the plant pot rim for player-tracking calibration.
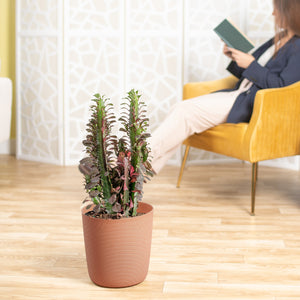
[81,201,153,222]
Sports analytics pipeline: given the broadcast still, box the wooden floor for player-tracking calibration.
[1,155,300,300]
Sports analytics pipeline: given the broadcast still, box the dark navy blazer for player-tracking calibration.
[223,35,300,123]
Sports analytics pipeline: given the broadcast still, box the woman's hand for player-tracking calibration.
[228,47,255,69]
[223,44,233,59]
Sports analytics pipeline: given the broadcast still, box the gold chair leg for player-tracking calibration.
[176,146,190,188]
[251,162,258,216]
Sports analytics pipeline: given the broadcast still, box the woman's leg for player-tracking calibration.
[149,91,237,173]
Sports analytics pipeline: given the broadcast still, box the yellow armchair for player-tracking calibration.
[177,76,300,215]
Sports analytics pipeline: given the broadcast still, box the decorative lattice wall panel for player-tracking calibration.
[16,0,299,170]
[16,0,63,164]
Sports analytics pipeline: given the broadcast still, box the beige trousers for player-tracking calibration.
[149,89,245,173]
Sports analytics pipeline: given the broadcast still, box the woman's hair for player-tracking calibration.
[273,0,300,52]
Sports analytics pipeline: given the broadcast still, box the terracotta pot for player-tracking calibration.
[82,202,153,288]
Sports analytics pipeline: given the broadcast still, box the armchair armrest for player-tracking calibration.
[183,76,238,100]
[244,81,300,162]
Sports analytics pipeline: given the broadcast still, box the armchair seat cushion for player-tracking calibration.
[184,123,249,161]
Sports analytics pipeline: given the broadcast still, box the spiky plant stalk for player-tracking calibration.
[95,94,112,201]
[119,89,152,216]
[128,90,142,216]
[79,94,116,215]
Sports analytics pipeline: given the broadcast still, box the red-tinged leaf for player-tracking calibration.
[89,190,100,197]
[124,181,128,191]
[78,164,93,176]
[80,157,94,165]
[86,204,93,210]
[82,198,90,204]
[108,194,116,204]
[130,165,135,175]
[94,205,101,214]
[90,175,100,183]
[132,190,141,194]
[85,182,98,190]
[112,202,122,212]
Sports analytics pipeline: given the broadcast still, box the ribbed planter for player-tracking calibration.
[82,202,153,288]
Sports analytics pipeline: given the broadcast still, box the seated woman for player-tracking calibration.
[150,0,300,174]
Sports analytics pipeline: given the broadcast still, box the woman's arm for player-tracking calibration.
[242,51,300,88]
[225,38,274,81]
[226,60,245,79]
[228,44,300,89]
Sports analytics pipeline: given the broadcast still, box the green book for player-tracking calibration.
[214,18,254,53]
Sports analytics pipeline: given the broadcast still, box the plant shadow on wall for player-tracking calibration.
[78,90,155,288]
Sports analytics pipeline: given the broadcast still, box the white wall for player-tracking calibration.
[16,0,299,170]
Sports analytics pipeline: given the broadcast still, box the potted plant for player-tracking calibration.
[79,89,154,288]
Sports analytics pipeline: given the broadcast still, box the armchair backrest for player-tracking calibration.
[244,81,300,162]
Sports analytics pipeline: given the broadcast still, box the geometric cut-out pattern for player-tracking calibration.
[126,34,182,164]
[128,0,181,32]
[248,0,274,37]
[69,0,122,32]
[19,36,60,164]
[126,38,181,131]
[16,0,299,170]
[125,0,182,164]
[65,0,124,164]
[65,36,123,164]
[19,0,58,32]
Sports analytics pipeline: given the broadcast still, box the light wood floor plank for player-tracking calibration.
[0,155,300,299]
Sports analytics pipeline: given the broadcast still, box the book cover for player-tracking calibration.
[214,18,254,53]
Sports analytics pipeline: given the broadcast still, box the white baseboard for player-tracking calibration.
[260,158,300,171]
[169,156,300,171]
[240,157,300,171]
[0,139,16,155]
